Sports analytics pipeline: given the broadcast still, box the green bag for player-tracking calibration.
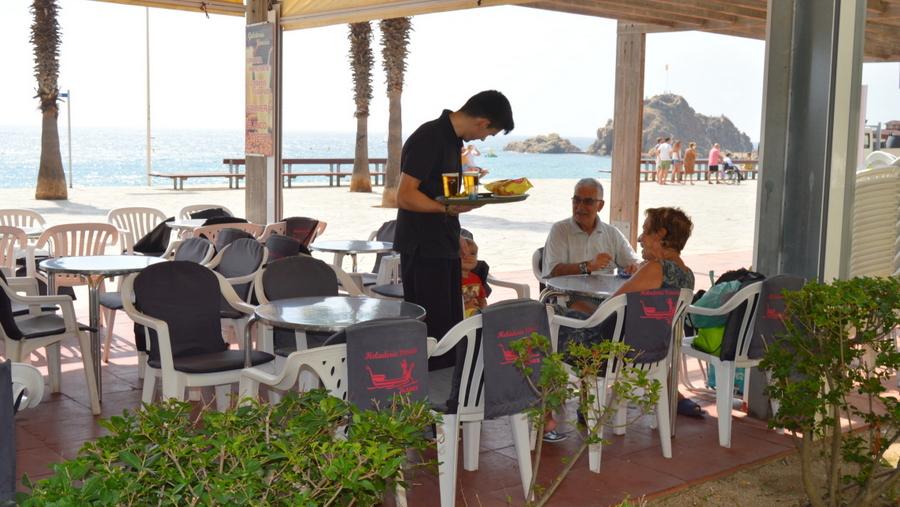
[689,280,741,329]
[692,326,725,355]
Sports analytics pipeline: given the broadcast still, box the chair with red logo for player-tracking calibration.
[551,288,693,472]
[431,299,551,507]
[681,275,804,448]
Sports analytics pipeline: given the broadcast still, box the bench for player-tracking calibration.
[599,159,758,183]
[150,172,246,190]
[226,158,388,188]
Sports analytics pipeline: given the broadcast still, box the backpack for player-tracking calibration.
[688,268,765,355]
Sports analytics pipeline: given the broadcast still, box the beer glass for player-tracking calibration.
[442,173,460,198]
[463,171,480,199]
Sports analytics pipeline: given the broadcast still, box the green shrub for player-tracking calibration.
[17,390,437,506]
[761,276,900,507]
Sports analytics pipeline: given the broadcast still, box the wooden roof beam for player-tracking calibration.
[867,3,900,18]
[542,0,706,25]
[866,19,900,36]
[650,0,766,21]
[589,0,739,24]
[521,1,677,27]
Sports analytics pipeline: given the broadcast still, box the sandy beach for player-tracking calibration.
[0,178,756,279]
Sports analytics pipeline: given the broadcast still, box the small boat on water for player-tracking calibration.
[484,149,498,158]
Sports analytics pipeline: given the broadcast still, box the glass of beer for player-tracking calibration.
[442,173,460,198]
[463,170,480,199]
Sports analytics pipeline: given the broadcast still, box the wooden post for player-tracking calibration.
[609,24,645,246]
[245,0,282,224]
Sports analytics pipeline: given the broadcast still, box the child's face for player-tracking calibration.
[461,243,479,272]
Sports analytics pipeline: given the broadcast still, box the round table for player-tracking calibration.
[40,255,168,400]
[310,240,394,273]
[246,296,425,365]
[540,274,629,302]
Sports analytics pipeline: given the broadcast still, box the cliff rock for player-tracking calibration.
[587,94,753,157]
[504,133,584,154]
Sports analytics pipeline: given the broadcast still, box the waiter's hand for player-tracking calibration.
[587,253,613,271]
[448,203,483,214]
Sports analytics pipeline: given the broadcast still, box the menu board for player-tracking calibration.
[246,23,275,156]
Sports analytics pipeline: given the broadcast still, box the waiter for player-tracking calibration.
[394,90,514,369]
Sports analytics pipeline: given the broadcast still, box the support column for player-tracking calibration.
[748,0,865,418]
[753,0,864,282]
[245,0,283,224]
[609,24,645,245]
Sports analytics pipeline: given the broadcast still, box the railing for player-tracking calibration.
[598,159,759,182]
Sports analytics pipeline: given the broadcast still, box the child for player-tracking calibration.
[461,238,487,317]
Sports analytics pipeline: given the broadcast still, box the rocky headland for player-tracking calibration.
[587,94,753,157]
[504,133,584,154]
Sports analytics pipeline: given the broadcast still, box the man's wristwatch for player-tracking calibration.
[579,261,589,274]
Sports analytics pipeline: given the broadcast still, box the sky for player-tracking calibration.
[2,0,900,141]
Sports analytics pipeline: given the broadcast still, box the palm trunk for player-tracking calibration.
[35,105,67,200]
[350,115,372,192]
[381,88,402,207]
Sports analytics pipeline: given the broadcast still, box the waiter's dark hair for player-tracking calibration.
[459,90,515,134]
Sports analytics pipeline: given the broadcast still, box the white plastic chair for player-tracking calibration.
[178,204,234,221]
[121,263,275,412]
[849,166,900,278]
[257,221,286,242]
[107,206,168,255]
[0,226,27,275]
[11,363,44,411]
[0,209,47,230]
[0,274,100,414]
[431,311,542,507]
[550,288,693,472]
[681,282,763,448]
[25,223,119,294]
[192,223,265,245]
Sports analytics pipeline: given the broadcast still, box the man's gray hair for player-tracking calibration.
[575,178,604,201]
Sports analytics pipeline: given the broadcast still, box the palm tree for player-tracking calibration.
[348,21,374,193]
[31,0,67,200]
[379,17,412,208]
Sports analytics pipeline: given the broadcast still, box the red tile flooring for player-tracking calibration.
[10,257,826,506]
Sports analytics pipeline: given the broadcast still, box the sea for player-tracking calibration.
[0,125,610,189]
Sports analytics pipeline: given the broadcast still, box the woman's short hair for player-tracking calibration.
[689,142,696,148]
[645,207,692,252]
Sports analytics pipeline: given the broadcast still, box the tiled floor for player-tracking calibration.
[11,261,806,507]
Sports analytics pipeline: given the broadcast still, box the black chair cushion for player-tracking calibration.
[215,228,254,253]
[284,217,320,246]
[261,256,338,300]
[10,302,58,317]
[371,284,404,299]
[98,291,126,311]
[134,262,228,363]
[215,238,265,301]
[147,349,274,373]
[264,234,309,263]
[132,217,174,256]
[174,237,214,263]
[190,208,231,220]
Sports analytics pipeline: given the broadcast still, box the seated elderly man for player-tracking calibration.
[542,178,640,312]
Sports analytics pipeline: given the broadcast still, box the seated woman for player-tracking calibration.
[543,207,700,442]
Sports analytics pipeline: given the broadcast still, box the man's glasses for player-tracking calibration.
[571,197,601,205]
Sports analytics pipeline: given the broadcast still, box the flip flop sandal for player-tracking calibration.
[677,398,707,418]
[542,429,568,443]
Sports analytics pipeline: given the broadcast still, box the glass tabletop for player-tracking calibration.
[310,240,394,254]
[40,255,167,276]
[544,274,630,299]
[255,296,425,333]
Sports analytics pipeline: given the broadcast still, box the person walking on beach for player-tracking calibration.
[708,143,721,184]
[394,90,514,376]
[656,138,673,185]
[671,140,683,184]
[683,142,698,185]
